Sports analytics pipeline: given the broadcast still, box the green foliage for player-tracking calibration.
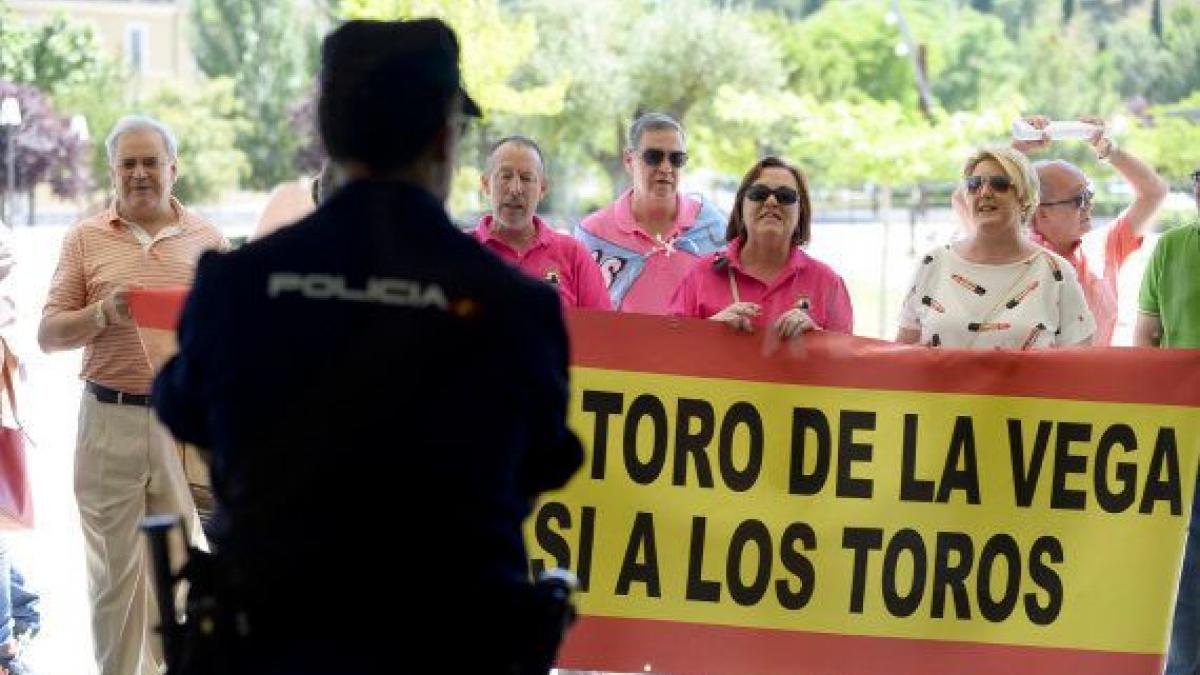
[1014,21,1120,119]
[1125,93,1200,182]
[339,0,570,116]
[137,79,250,204]
[0,5,119,201]
[0,3,34,83]
[927,8,1022,110]
[25,14,113,96]
[772,1,914,106]
[52,68,129,197]
[191,0,320,189]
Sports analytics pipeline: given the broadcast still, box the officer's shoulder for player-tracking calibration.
[458,232,556,302]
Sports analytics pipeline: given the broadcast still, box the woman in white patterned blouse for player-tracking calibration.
[896,146,1095,349]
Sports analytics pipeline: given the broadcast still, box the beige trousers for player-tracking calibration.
[74,391,207,675]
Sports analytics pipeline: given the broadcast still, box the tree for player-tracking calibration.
[138,79,250,204]
[25,14,116,96]
[1016,21,1120,119]
[1126,92,1200,182]
[503,0,782,204]
[191,0,322,189]
[0,80,90,223]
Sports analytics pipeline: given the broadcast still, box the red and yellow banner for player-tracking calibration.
[535,310,1200,675]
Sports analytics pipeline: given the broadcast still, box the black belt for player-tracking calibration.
[86,381,151,407]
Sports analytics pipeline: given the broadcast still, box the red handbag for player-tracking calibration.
[0,339,31,529]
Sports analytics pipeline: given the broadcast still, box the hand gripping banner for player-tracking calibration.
[534,310,1200,675]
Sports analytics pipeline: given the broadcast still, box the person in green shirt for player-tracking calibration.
[1135,166,1200,675]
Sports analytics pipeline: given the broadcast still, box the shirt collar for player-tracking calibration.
[477,213,552,251]
[725,237,808,275]
[105,196,188,232]
[613,188,694,238]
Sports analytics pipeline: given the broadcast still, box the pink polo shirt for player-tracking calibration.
[1035,215,1141,346]
[576,189,726,315]
[473,214,611,310]
[669,239,854,333]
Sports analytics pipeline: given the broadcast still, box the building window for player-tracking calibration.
[125,23,148,74]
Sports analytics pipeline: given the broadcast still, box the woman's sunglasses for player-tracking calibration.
[965,175,1013,193]
[745,184,799,205]
[640,149,688,169]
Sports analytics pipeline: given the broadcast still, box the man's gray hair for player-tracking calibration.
[626,112,685,150]
[105,115,179,164]
[485,135,547,176]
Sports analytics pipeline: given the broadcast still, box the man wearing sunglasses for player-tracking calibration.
[1136,167,1200,675]
[1019,115,1167,346]
[575,112,725,313]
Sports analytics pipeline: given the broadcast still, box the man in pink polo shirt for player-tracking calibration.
[473,135,610,310]
[1019,115,1167,346]
[575,112,725,314]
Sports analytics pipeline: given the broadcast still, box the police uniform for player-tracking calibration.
[153,178,584,672]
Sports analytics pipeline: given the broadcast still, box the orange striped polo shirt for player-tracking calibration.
[42,199,228,394]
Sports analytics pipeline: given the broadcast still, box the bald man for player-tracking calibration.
[1019,115,1167,345]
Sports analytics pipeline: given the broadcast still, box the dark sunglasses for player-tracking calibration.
[745,184,799,205]
[640,149,688,169]
[965,175,1013,194]
[1040,188,1094,210]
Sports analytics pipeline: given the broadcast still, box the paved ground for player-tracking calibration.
[2,206,1149,674]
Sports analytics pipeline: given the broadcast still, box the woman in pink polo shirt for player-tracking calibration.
[670,156,853,336]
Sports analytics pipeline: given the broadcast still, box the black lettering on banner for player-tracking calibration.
[977,534,1021,622]
[616,512,661,597]
[938,416,981,504]
[673,398,716,488]
[882,528,927,618]
[931,531,974,620]
[530,501,571,580]
[624,395,668,485]
[720,402,764,493]
[777,523,816,610]
[1051,422,1091,510]
[843,527,884,613]
[838,411,876,499]
[1141,428,1183,516]
[1095,424,1138,514]
[577,506,596,591]
[790,408,831,495]
[1009,419,1052,507]
[686,517,721,602]
[582,390,623,480]
[1025,536,1064,626]
[900,414,935,502]
[727,520,773,606]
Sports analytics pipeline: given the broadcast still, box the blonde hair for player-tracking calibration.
[963,145,1039,224]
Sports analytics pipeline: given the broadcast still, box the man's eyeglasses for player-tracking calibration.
[640,149,687,169]
[1040,188,1094,211]
[745,184,799,205]
[965,175,1013,194]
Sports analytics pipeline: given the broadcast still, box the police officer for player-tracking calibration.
[153,19,583,674]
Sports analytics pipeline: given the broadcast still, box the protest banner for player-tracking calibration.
[537,311,1200,675]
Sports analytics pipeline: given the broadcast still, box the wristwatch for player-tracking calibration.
[93,301,108,329]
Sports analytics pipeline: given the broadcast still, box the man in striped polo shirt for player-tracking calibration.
[37,115,226,675]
